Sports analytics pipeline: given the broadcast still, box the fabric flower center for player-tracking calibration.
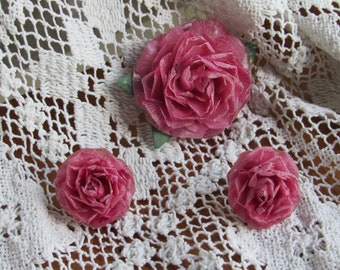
[251,177,278,216]
[256,188,268,204]
[84,177,105,198]
[81,168,110,200]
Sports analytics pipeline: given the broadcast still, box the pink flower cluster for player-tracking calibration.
[54,20,301,229]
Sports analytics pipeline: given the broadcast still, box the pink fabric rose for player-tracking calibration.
[54,148,135,228]
[133,19,251,138]
[227,147,301,229]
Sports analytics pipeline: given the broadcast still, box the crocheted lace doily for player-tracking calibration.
[0,0,339,269]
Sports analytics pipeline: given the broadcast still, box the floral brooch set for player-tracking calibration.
[54,20,301,230]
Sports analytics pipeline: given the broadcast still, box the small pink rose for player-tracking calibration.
[133,19,251,139]
[227,147,301,229]
[54,148,135,228]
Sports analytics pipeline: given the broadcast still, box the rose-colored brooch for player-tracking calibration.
[117,19,256,147]
[54,148,135,228]
[227,147,301,229]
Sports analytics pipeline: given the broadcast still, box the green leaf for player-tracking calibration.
[116,72,133,95]
[152,126,171,148]
[245,40,258,65]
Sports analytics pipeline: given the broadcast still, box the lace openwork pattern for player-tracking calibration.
[0,0,339,269]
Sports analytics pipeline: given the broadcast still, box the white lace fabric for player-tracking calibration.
[0,0,339,269]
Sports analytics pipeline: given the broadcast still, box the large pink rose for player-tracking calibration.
[54,148,135,228]
[227,147,301,229]
[133,19,251,138]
